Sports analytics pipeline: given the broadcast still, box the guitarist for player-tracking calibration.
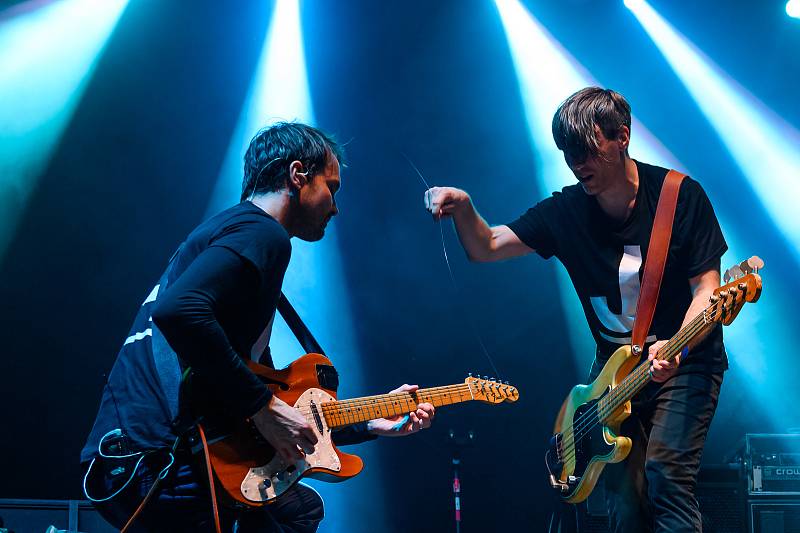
[81,122,435,532]
[424,87,727,532]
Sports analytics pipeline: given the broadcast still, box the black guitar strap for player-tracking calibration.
[276,292,325,356]
[275,293,340,392]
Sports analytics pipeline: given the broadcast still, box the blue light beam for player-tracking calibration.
[626,0,800,265]
[495,0,679,369]
[0,0,128,261]
[787,0,800,19]
[203,2,381,529]
[627,0,800,429]
[205,0,313,216]
[493,2,782,424]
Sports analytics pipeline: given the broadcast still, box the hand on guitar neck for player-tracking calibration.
[364,384,436,437]
[647,340,680,383]
[647,266,720,382]
[206,355,520,507]
[252,395,320,463]
[546,257,763,504]
[251,382,435,462]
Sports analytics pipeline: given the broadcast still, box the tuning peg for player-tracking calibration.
[468,373,472,377]
[738,260,752,275]
[748,256,764,273]
[490,377,496,382]
[738,256,765,275]
[724,264,743,283]
[482,375,488,381]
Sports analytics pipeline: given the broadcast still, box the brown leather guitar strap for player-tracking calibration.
[630,169,686,357]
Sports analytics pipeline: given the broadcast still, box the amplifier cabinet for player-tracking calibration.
[748,499,800,533]
[744,434,800,497]
[579,465,745,533]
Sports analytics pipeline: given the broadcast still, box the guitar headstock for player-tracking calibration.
[465,375,519,404]
[709,256,763,326]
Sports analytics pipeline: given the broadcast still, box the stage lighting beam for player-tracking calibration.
[627,0,798,427]
[495,0,679,368]
[0,0,128,261]
[625,0,800,264]
[204,2,380,529]
[787,0,800,19]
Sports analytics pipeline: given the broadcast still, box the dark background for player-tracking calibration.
[1,1,799,531]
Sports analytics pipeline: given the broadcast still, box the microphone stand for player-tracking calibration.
[448,429,475,533]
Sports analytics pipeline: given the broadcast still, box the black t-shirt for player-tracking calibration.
[506,161,728,375]
[81,202,291,462]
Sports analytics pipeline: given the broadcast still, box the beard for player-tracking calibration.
[291,200,329,242]
[296,224,326,242]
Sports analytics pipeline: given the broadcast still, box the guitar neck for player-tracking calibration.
[321,384,475,429]
[594,266,761,423]
[598,303,715,420]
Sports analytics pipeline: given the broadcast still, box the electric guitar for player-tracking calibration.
[197,353,519,506]
[545,257,763,503]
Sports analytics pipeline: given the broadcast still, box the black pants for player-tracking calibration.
[85,455,324,533]
[596,370,723,533]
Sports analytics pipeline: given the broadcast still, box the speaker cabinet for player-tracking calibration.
[748,499,800,533]
[577,465,745,533]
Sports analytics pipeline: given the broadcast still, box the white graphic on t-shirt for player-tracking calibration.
[123,284,161,346]
[589,245,655,345]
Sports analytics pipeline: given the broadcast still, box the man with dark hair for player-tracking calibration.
[82,122,435,532]
[425,87,727,532]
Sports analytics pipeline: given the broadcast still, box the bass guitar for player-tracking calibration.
[545,257,763,503]
[197,353,519,506]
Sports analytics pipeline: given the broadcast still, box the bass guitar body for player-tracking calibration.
[546,260,762,504]
[203,353,362,507]
[546,345,637,503]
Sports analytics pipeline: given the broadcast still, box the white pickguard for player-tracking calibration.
[240,388,341,503]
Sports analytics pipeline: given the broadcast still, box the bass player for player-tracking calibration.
[424,87,727,532]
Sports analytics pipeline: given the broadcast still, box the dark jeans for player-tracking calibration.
[85,454,324,533]
[593,368,723,533]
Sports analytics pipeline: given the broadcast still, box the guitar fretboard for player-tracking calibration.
[596,303,715,421]
[321,384,474,429]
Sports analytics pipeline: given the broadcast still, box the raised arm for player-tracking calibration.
[424,186,533,262]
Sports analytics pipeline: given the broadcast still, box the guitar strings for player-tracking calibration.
[570,303,714,436]
[557,301,731,467]
[319,384,475,426]
[563,275,753,450]
[568,301,716,435]
[562,291,745,465]
[559,307,717,464]
[282,157,509,430]
[289,384,473,419]
[290,381,516,423]
[403,153,502,381]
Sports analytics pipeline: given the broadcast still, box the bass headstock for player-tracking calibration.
[465,374,520,404]
[709,256,763,326]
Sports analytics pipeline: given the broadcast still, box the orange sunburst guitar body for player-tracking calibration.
[546,258,763,503]
[197,353,519,507]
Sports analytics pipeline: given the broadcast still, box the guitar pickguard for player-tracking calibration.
[240,388,341,503]
[547,394,619,500]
